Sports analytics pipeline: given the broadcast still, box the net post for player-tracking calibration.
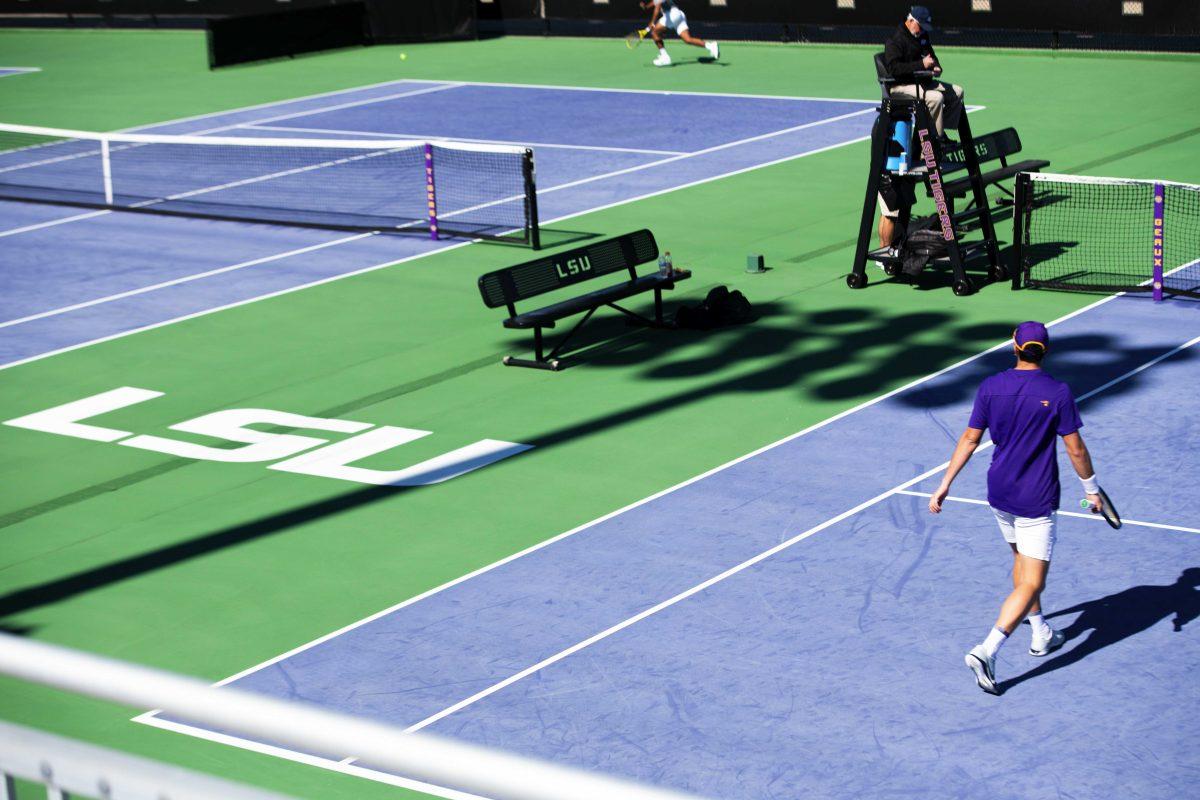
[424,142,438,241]
[100,137,114,206]
[1011,172,1029,291]
[524,148,540,250]
[1153,182,1164,302]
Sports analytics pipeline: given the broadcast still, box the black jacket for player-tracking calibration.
[883,23,940,83]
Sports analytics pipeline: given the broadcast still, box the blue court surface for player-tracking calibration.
[0,80,880,369]
[142,293,1200,799]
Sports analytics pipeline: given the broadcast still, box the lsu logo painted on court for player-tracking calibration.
[3,387,531,486]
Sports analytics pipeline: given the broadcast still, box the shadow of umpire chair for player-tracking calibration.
[1001,567,1200,692]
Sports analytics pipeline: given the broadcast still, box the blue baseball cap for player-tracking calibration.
[909,5,935,31]
[1014,320,1049,351]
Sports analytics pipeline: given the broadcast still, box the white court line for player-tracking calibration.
[0,83,466,179]
[158,284,1117,694]
[0,240,475,372]
[0,78,878,235]
[0,83,467,237]
[534,106,879,199]
[897,491,1200,535]
[186,82,466,138]
[441,78,880,106]
[0,209,110,238]
[135,716,491,800]
[0,67,40,76]
[396,327,1200,734]
[0,233,374,330]
[0,104,966,367]
[136,287,1168,785]
[0,103,893,338]
[241,124,689,156]
[114,79,443,133]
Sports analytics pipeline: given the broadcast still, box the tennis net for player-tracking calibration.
[0,122,540,246]
[1014,172,1200,299]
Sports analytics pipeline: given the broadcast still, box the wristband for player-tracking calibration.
[1080,474,1100,495]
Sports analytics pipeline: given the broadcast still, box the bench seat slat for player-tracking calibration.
[944,159,1050,197]
[503,271,691,329]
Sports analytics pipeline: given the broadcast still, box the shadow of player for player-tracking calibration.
[1001,567,1200,692]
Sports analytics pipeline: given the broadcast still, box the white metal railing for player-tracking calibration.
[0,634,703,800]
[0,719,295,800]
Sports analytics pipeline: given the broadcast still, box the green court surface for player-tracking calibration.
[1,29,1199,799]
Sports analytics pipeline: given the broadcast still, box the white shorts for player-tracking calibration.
[662,7,689,34]
[992,508,1056,562]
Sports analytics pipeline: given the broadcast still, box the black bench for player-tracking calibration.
[937,127,1050,204]
[478,229,691,371]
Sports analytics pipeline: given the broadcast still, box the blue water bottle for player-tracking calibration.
[890,118,911,174]
[658,250,673,276]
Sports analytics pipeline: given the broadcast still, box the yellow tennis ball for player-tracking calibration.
[400,53,407,61]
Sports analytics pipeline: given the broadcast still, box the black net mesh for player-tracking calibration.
[0,126,536,243]
[1020,175,1200,298]
[430,143,532,241]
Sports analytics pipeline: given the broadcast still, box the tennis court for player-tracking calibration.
[136,291,1200,798]
[2,20,1199,800]
[1,81,879,367]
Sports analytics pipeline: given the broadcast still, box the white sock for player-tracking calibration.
[1028,612,1051,641]
[981,626,1008,658]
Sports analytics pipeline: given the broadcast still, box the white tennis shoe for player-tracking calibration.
[1030,628,1066,657]
[965,645,1000,695]
[653,51,672,67]
[706,41,720,59]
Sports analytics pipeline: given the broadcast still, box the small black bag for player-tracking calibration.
[901,228,950,276]
[675,286,753,330]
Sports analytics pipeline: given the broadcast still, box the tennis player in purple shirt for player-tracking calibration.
[928,321,1105,695]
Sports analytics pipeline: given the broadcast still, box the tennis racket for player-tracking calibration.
[625,28,650,49]
[1081,486,1122,530]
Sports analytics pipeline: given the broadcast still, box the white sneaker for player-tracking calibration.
[706,41,720,59]
[965,645,1000,695]
[653,51,672,67]
[1029,628,1066,657]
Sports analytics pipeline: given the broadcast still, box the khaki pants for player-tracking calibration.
[890,81,964,136]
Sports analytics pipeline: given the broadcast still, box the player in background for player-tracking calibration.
[928,321,1105,695]
[640,0,719,67]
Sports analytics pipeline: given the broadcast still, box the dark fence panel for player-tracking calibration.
[0,0,477,40]
[207,2,370,68]
[366,0,476,42]
[536,0,1199,33]
[479,0,1200,50]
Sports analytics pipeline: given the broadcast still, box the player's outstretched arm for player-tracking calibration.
[640,1,660,28]
[928,427,983,513]
[1063,432,1102,513]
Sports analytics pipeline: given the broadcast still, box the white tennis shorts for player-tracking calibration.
[663,6,689,34]
[992,507,1056,562]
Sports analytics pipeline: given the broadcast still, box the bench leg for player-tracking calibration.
[502,312,594,371]
[503,356,562,371]
[503,326,564,370]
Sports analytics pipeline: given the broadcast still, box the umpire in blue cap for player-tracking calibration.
[883,5,964,139]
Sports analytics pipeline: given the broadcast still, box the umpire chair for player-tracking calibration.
[846,54,1004,296]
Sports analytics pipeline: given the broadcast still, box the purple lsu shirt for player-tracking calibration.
[968,368,1083,518]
